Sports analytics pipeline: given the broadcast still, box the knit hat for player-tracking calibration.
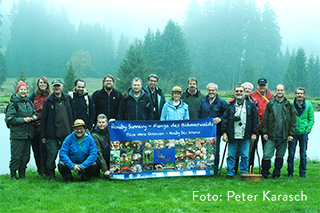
[16,81,28,92]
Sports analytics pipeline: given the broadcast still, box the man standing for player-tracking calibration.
[144,74,166,120]
[40,79,76,182]
[92,75,123,120]
[58,119,97,182]
[118,77,153,120]
[221,85,259,179]
[198,83,227,175]
[69,79,96,130]
[261,84,296,179]
[250,78,274,165]
[181,77,206,119]
[287,87,314,178]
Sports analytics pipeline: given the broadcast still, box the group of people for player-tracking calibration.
[6,74,314,182]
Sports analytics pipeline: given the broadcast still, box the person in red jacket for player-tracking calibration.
[250,78,274,167]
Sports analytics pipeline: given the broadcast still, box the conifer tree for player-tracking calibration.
[63,62,76,92]
[116,44,150,93]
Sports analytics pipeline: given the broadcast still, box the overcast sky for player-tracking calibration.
[1,0,319,56]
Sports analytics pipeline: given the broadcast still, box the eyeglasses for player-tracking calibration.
[235,90,244,93]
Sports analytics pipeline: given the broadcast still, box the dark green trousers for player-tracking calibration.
[10,139,31,170]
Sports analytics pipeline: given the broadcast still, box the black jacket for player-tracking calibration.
[92,88,123,120]
[221,97,259,142]
[40,93,76,139]
[70,89,96,129]
[118,88,153,120]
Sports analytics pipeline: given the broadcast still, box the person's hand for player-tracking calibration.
[213,118,221,124]
[103,170,110,178]
[287,136,294,142]
[24,117,33,123]
[32,115,38,120]
[263,134,268,141]
[41,138,47,144]
[222,133,228,142]
[73,165,82,172]
[251,134,257,142]
[109,119,116,123]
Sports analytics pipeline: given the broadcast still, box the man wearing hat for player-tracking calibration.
[58,119,97,182]
[144,74,166,120]
[40,79,76,181]
[250,78,274,167]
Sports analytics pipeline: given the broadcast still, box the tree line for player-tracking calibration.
[0,0,319,97]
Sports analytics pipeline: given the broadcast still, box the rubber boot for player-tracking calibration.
[48,169,56,182]
[18,169,26,179]
[273,158,283,179]
[261,159,271,179]
[10,170,17,180]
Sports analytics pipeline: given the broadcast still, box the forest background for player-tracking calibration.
[0,0,319,96]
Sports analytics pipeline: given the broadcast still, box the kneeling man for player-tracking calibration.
[58,119,97,181]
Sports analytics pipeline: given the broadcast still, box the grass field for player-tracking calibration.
[0,161,319,213]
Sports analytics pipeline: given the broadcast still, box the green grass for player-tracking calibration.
[0,161,319,212]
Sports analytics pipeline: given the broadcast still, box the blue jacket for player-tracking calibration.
[59,132,97,170]
[160,99,189,121]
[198,95,227,135]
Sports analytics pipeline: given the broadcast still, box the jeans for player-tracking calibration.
[226,139,250,176]
[287,133,308,175]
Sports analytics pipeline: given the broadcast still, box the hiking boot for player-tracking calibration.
[287,173,293,178]
[225,175,233,179]
[48,169,56,182]
[18,169,26,179]
[10,170,17,180]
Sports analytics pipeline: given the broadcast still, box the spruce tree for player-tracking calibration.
[116,44,150,93]
[63,62,76,93]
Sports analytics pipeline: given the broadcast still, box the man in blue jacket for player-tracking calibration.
[58,119,97,182]
[198,83,227,175]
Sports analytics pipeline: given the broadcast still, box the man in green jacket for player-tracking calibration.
[261,84,296,179]
[287,87,314,178]
[91,113,110,178]
[181,77,205,120]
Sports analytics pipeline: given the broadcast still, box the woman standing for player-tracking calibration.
[29,76,51,176]
[7,81,37,179]
[160,86,189,121]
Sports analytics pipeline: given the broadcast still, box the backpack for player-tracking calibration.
[4,101,18,128]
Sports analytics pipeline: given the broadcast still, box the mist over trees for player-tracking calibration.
[0,0,319,97]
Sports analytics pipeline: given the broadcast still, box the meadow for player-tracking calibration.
[0,161,319,213]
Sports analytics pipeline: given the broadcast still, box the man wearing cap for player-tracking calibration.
[198,83,227,175]
[69,79,96,130]
[250,78,274,166]
[58,119,97,182]
[118,77,153,120]
[160,86,189,121]
[40,79,76,181]
[92,74,123,121]
[144,74,166,120]
[181,77,206,120]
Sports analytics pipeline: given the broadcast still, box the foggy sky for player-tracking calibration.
[0,0,319,56]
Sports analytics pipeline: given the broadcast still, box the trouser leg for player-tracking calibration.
[10,139,27,171]
[234,147,240,175]
[287,137,297,175]
[58,161,73,181]
[226,141,238,176]
[81,162,98,181]
[31,134,42,174]
[46,139,59,170]
[213,135,221,175]
[299,133,308,176]
[19,139,31,170]
[261,139,275,178]
[239,139,250,175]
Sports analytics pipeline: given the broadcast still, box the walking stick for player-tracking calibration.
[256,146,261,173]
[218,141,228,177]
